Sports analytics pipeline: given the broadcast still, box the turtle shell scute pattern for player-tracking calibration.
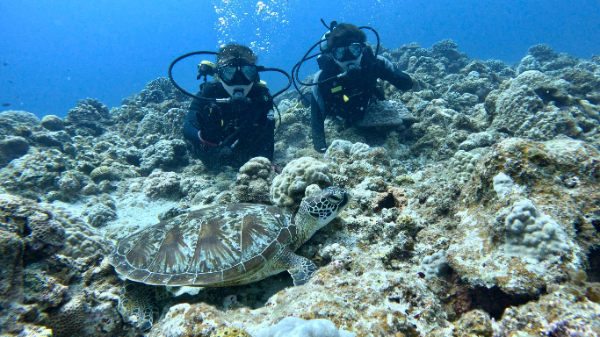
[109,203,293,286]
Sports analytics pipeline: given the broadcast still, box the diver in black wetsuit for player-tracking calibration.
[310,23,414,153]
[183,44,275,170]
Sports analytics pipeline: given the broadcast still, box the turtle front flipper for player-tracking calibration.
[279,249,318,286]
[118,282,167,331]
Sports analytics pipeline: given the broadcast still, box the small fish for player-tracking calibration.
[8,80,13,83]
[2,62,7,66]
[2,103,10,107]
[14,95,19,99]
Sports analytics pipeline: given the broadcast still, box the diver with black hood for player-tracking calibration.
[294,22,414,153]
[169,43,290,170]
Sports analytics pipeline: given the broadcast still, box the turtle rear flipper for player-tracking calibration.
[280,249,318,286]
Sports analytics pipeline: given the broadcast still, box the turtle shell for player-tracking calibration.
[108,204,297,287]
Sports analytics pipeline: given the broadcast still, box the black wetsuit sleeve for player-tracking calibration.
[311,94,327,153]
[183,95,205,147]
[375,56,413,91]
[256,118,275,161]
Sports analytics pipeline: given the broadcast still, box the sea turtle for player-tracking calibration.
[108,186,348,288]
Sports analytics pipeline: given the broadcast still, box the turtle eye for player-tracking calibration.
[327,192,343,203]
[328,195,341,202]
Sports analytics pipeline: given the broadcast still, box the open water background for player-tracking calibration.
[1,0,599,118]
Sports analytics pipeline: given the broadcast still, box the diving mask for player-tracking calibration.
[217,59,259,86]
[331,43,363,62]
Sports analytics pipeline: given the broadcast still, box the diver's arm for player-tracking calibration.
[376,55,413,91]
[183,96,206,147]
[257,118,275,161]
[311,94,327,153]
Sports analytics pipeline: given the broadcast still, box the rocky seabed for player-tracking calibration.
[1,41,599,336]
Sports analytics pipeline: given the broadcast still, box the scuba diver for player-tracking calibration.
[169,43,290,170]
[294,22,414,153]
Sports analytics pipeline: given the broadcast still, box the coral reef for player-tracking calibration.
[40,115,65,131]
[256,317,355,337]
[64,98,113,136]
[0,136,30,167]
[1,40,599,336]
[422,250,449,279]
[504,199,572,263]
[232,157,276,203]
[0,110,41,138]
[270,156,333,208]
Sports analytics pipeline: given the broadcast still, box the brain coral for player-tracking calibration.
[448,150,481,183]
[270,157,332,208]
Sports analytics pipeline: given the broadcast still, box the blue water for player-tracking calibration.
[1,0,599,118]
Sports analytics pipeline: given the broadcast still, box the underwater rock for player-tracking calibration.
[0,147,72,198]
[0,136,29,167]
[445,137,598,294]
[454,309,493,337]
[56,170,87,196]
[0,110,41,138]
[355,99,417,128]
[458,131,494,151]
[30,130,71,148]
[0,229,24,303]
[40,115,65,131]
[90,165,116,183]
[494,283,600,335]
[0,193,117,334]
[486,70,586,140]
[0,194,113,258]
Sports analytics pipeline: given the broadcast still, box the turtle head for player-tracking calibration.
[295,186,349,245]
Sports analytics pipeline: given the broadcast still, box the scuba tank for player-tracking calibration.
[316,20,338,70]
